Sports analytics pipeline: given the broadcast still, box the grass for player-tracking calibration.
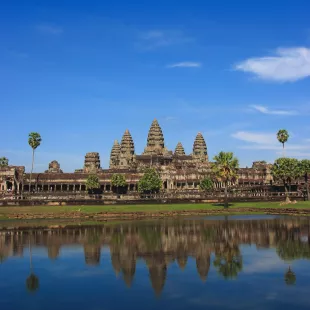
[0,200,310,217]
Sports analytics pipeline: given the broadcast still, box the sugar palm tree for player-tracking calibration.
[277,129,289,157]
[212,152,239,208]
[284,266,296,285]
[26,236,39,293]
[0,157,9,167]
[28,132,42,192]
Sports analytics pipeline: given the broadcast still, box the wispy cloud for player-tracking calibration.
[235,47,310,82]
[36,24,63,35]
[138,30,193,50]
[167,62,201,68]
[232,131,310,152]
[251,105,298,115]
[232,131,276,145]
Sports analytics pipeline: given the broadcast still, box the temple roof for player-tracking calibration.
[143,119,169,155]
[110,140,121,160]
[193,132,207,155]
[147,119,164,148]
[175,142,185,156]
[120,129,135,155]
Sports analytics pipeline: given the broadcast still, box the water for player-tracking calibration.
[1,215,310,310]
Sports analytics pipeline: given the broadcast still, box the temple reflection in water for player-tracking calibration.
[1,217,310,295]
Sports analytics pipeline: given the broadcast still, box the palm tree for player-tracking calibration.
[212,152,239,208]
[284,266,296,285]
[0,157,9,167]
[277,129,289,157]
[26,236,39,293]
[28,132,42,192]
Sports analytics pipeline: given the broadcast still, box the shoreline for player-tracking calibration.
[1,201,310,229]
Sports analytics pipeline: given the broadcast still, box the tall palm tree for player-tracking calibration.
[284,266,296,285]
[213,152,239,208]
[0,157,9,167]
[26,236,39,293]
[28,132,42,192]
[277,129,289,157]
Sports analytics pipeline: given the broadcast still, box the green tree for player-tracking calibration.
[28,132,42,192]
[111,173,127,194]
[138,168,162,194]
[271,158,299,202]
[212,152,239,208]
[199,176,214,192]
[26,237,39,293]
[85,174,100,194]
[284,266,296,286]
[0,157,9,167]
[299,159,310,201]
[277,129,289,157]
[213,243,243,280]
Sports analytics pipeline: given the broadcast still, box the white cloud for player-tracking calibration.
[37,24,63,35]
[232,131,310,152]
[231,131,276,144]
[139,30,193,50]
[251,105,298,115]
[167,62,201,68]
[235,47,310,82]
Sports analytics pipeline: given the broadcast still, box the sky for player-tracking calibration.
[1,0,310,172]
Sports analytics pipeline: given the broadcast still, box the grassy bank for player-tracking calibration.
[0,201,310,218]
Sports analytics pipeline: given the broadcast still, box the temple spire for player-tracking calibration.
[109,140,121,168]
[120,129,135,155]
[143,119,168,155]
[175,142,185,156]
[193,132,208,161]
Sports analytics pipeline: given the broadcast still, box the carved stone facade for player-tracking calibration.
[0,118,298,198]
[45,160,63,173]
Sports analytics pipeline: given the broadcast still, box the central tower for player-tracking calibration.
[143,119,168,155]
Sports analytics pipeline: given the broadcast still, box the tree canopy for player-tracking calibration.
[277,129,289,152]
[28,132,42,150]
[138,168,162,194]
[85,174,100,192]
[0,157,8,167]
[199,176,214,192]
[212,152,239,184]
[111,173,127,188]
[271,158,300,186]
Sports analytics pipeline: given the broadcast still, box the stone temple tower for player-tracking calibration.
[143,119,169,155]
[83,152,101,173]
[119,129,135,168]
[192,132,208,162]
[110,140,121,168]
[174,142,185,156]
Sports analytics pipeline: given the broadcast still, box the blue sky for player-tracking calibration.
[1,0,310,172]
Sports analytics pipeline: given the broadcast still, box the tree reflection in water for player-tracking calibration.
[1,217,310,295]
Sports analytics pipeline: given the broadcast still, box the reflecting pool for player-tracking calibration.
[1,215,310,310]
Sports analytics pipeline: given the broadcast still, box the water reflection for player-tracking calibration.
[1,216,310,298]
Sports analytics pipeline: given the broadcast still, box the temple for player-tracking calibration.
[0,118,302,201]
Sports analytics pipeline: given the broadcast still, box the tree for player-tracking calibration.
[138,168,162,194]
[213,243,243,280]
[85,174,100,194]
[0,157,8,167]
[271,158,299,202]
[299,159,310,201]
[277,129,289,157]
[28,132,42,192]
[212,152,239,208]
[111,173,127,194]
[26,237,39,293]
[284,266,296,285]
[199,176,214,192]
